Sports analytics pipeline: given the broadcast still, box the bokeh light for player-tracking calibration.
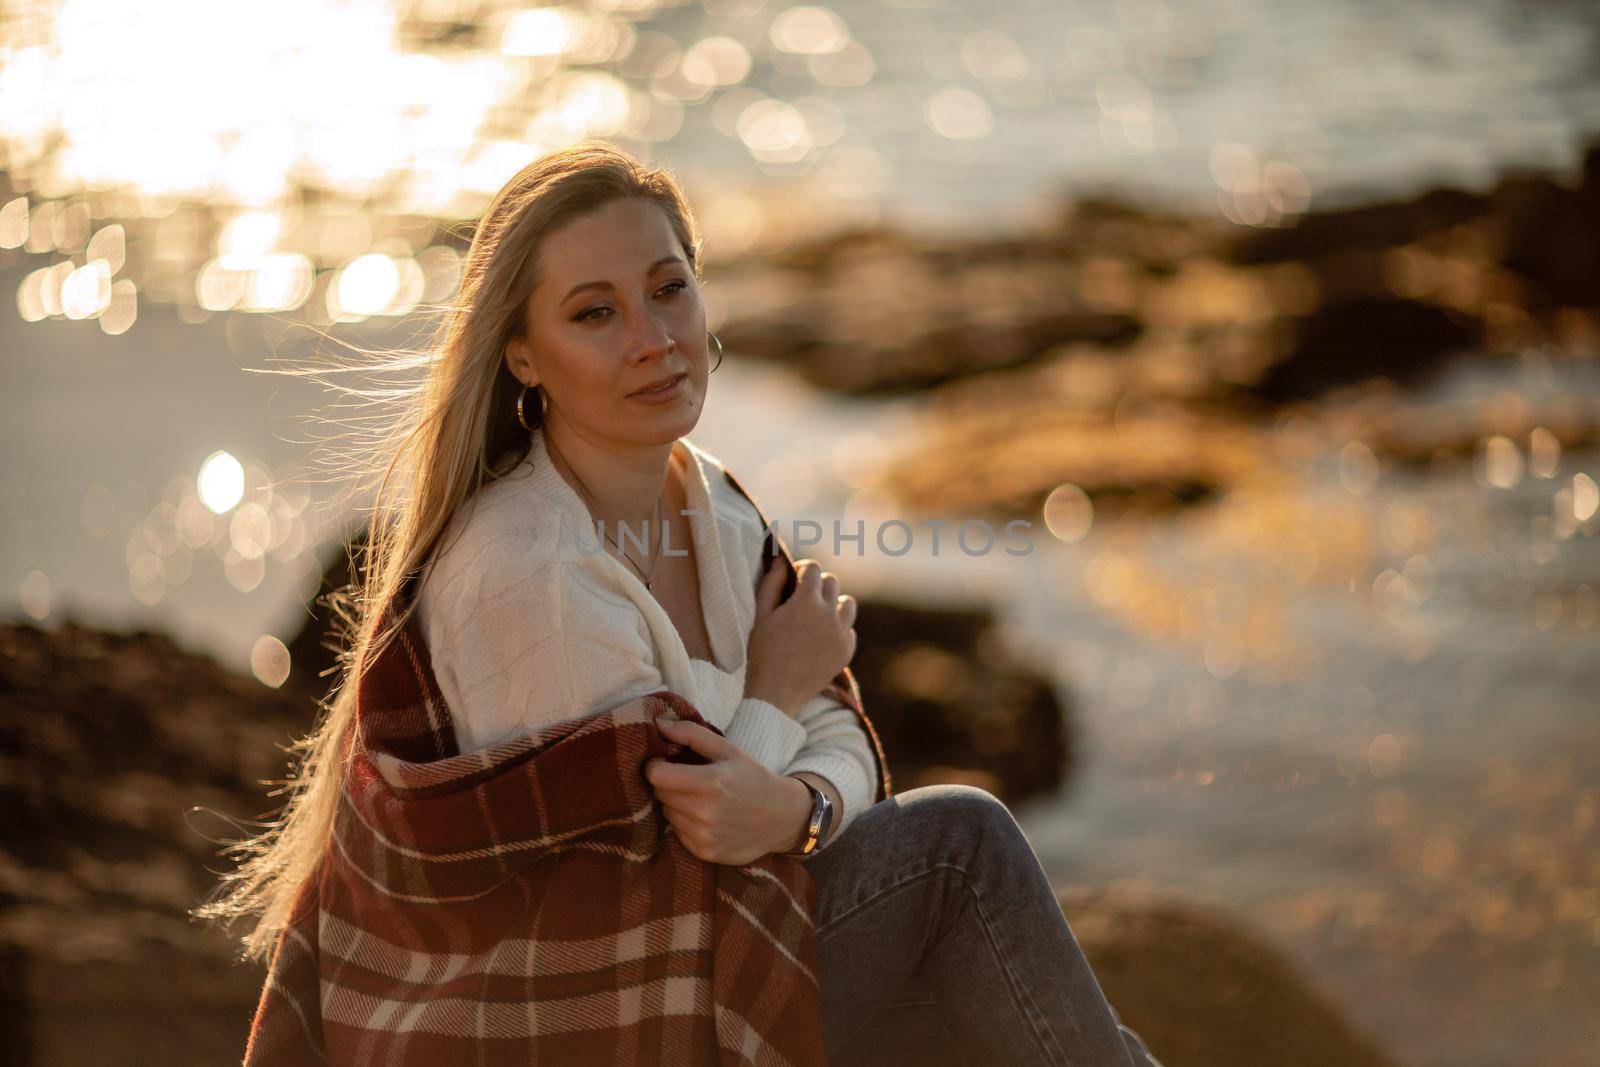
[926,87,994,140]
[250,634,292,688]
[770,6,850,55]
[197,450,245,514]
[1043,483,1094,544]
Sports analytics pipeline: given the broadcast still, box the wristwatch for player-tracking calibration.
[779,776,834,857]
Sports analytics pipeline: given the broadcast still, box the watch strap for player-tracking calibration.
[779,777,832,857]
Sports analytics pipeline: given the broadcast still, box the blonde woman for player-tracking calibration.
[207,142,1157,1065]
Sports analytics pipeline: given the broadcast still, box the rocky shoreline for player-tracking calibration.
[709,142,1600,523]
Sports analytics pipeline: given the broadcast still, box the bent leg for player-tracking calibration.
[805,784,1154,1066]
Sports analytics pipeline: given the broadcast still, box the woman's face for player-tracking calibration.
[505,197,708,448]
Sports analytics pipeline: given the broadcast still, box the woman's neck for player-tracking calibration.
[540,421,678,540]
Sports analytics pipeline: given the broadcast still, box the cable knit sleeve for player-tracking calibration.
[720,696,809,775]
[420,543,667,755]
[783,696,878,844]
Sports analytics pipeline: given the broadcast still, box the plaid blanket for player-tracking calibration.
[243,467,890,1065]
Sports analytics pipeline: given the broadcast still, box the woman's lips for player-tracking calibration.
[629,373,687,404]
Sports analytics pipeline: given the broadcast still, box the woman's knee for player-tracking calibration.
[897,784,1021,849]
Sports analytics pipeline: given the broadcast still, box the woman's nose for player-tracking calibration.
[627,307,676,362]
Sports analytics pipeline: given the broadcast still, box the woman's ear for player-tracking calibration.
[504,335,539,389]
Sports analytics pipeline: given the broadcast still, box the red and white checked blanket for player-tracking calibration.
[244,470,890,1065]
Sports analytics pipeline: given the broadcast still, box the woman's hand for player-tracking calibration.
[643,717,811,865]
[744,558,858,717]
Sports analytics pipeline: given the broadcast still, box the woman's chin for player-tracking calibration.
[619,396,702,444]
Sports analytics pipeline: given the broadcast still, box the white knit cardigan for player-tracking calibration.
[415,429,876,840]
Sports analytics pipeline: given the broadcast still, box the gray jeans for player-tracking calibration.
[805,784,1161,1066]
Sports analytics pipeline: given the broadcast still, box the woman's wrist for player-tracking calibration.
[742,679,801,718]
[771,773,814,854]
[791,771,841,846]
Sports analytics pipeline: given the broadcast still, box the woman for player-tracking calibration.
[207,142,1157,1065]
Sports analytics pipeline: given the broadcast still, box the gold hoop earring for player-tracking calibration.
[516,385,543,431]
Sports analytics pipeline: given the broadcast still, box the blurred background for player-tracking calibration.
[2,1,1597,1064]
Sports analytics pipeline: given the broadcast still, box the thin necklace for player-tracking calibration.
[544,433,667,591]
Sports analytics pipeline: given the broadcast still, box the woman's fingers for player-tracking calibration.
[754,557,785,615]
[795,561,842,604]
[655,716,738,761]
[660,800,703,831]
[645,754,717,795]
[836,593,857,628]
[815,572,856,634]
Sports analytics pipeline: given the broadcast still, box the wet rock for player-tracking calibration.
[18,950,265,1067]
[1223,186,1491,266]
[845,598,1073,803]
[0,623,314,872]
[1254,297,1485,402]
[1060,886,1398,1067]
[1493,144,1600,310]
[712,139,1598,444]
[0,622,318,1067]
[773,310,1144,396]
[868,387,1262,523]
[714,236,1146,397]
[810,145,1600,522]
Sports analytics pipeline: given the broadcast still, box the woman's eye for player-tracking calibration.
[574,282,686,323]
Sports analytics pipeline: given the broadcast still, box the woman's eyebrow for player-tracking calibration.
[560,255,685,303]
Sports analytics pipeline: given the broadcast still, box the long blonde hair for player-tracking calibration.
[195,141,704,963]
